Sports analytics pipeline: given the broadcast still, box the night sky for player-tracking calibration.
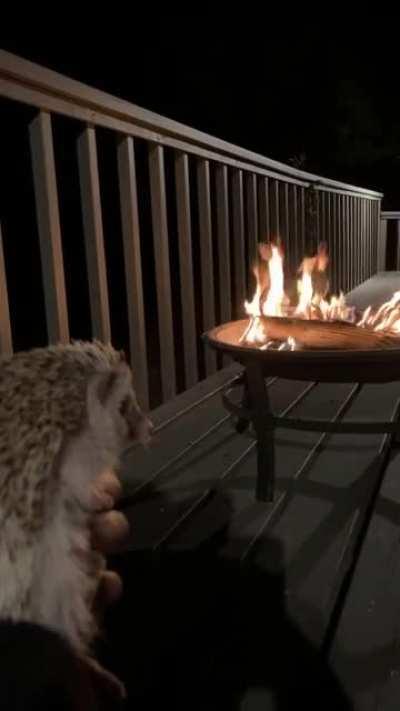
[3,15,400,207]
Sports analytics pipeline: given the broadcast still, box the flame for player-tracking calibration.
[263,245,286,316]
[242,241,400,349]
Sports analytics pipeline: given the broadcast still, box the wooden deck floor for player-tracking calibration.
[100,274,400,711]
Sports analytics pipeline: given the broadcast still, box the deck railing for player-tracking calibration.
[0,50,383,408]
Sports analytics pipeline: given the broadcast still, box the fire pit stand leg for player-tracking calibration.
[246,362,275,502]
[392,404,400,448]
[236,373,251,434]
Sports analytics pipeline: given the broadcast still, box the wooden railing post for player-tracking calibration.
[378,217,388,272]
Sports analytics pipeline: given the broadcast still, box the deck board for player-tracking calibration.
[121,378,310,549]
[255,383,400,647]
[347,271,400,311]
[330,442,400,710]
[167,382,353,552]
[120,363,241,494]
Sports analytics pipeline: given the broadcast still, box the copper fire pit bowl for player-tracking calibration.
[202,319,400,502]
[204,319,400,383]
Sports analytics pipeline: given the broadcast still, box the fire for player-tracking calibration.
[241,241,400,349]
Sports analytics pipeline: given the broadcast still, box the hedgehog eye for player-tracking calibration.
[120,397,130,418]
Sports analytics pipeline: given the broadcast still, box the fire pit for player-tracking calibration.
[203,243,400,502]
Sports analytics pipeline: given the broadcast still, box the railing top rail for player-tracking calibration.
[381,212,400,219]
[0,49,383,199]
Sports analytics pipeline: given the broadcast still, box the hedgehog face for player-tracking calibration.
[85,361,152,457]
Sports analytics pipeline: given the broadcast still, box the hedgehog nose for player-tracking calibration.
[143,417,154,442]
[130,415,154,443]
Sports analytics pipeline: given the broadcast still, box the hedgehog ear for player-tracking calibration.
[104,363,132,413]
[86,364,132,422]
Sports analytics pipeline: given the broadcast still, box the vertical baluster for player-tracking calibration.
[354,198,361,285]
[315,190,320,248]
[349,196,354,290]
[355,197,359,284]
[396,219,400,270]
[149,143,176,400]
[320,191,326,247]
[357,198,362,284]
[378,213,387,272]
[246,173,258,269]
[372,201,378,273]
[370,201,374,276]
[232,169,246,316]
[78,125,111,342]
[366,200,372,278]
[117,135,149,407]
[291,185,299,270]
[330,193,337,293]
[353,197,358,286]
[363,199,367,280]
[0,223,12,355]
[216,164,231,324]
[197,159,216,374]
[300,187,306,256]
[360,200,364,281]
[174,152,198,388]
[283,183,290,268]
[375,201,381,272]
[258,176,270,243]
[365,200,369,278]
[271,179,280,237]
[30,110,69,343]
[326,192,332,284]
[346,195,351,292]
[339,194,344,291]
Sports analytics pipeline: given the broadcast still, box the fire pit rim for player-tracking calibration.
[203,318,400,360]
[203,319,400,384]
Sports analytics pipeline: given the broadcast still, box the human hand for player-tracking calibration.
[90,469,129,612]
[85,469,130,704]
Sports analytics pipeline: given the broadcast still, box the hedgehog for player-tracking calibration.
[0,341,151,682]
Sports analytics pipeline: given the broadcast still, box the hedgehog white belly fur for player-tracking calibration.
[0,341,151,653]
